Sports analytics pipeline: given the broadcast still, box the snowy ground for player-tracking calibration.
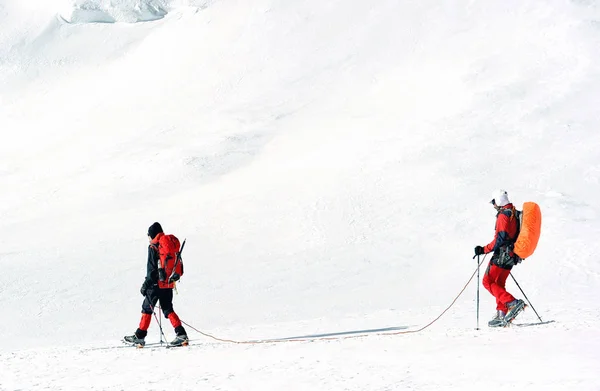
[1,0,600,390]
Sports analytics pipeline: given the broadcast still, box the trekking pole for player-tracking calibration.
[476,255,480,330]
[145,292,168,343]
[473,254,488,330]
[158,305,163,345]
[509,273,543,322]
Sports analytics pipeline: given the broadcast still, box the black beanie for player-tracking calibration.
[147,222,163,239]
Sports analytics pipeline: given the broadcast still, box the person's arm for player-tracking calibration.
[140,246,158,295]
[145,245,158,283]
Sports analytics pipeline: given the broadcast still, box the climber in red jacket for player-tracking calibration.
[474,190,526,327]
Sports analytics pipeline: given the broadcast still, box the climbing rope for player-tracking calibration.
[181,255,487,344]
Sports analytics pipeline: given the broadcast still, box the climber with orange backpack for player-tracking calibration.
[473,190,541,327]
[124,222,188,347]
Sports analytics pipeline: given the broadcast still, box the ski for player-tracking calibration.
[512,320,556,327]
[120,339,190,349]
[165,343,189,349]
[121,340,165,349]
[79,338,192,353]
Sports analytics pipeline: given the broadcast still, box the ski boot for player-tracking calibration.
[169,334,189,347]
[504,299,526,324]
[488,310,507,328]
[123,334,146,348]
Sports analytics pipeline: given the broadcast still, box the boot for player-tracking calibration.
[504,299,526,323]
[123,334,146,347]
[169,334,189,347]
[488,310,507,328]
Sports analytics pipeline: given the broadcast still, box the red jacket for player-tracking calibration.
[484,203,519,255]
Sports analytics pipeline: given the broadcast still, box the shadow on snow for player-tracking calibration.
[259,325,410,342]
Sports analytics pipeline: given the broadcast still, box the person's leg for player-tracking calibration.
[158,288,187,337]
[483,262,503,311]
[482,262,493,294]
[487,264,515,313]
[136,287,159,339]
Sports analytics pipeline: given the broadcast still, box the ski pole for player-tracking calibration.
[476,255,480,330]
[158,304,163,345]
[474,254,487,330]
[145,291,168,343]
[509,273,543,322]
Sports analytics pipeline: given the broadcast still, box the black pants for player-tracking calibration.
[142,285,174,318]
[136,285,186,339]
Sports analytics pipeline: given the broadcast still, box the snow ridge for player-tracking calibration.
[59,0,213,23]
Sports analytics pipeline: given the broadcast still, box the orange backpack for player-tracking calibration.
[513,202,542,260]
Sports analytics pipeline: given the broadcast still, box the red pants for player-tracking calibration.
[138,312,182,331]
[482,262,515,313]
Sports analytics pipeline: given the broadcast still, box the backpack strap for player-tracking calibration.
[496,206,523,267]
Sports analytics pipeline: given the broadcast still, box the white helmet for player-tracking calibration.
[491,189,510,207]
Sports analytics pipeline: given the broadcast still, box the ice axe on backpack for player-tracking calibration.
[169,238,186,293]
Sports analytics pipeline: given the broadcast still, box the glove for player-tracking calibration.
[140,280,148,296]
[168,272,180,284]
[473,245,485,259]
[158,268,166,282]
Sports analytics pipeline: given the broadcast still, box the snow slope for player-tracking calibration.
[1,0,600,390]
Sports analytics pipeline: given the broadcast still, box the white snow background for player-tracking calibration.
[1,0,600,390]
